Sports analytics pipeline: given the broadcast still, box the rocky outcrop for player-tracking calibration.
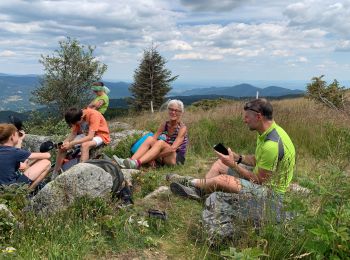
[27,163,113,216]
[22,134,53,152]
[109,129,147,148]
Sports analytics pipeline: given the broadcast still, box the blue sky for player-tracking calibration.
[0,0,349,89]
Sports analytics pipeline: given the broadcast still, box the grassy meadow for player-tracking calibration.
[1,97,350,259]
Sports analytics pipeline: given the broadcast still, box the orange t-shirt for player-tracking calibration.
[72,108,110,144]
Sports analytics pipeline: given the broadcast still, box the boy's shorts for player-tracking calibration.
[74,134,103,147]
[15,172,32,185]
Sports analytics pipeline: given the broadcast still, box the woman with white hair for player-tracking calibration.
[119,99,189,169]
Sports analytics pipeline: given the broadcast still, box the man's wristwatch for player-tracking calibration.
[236,155,243,164]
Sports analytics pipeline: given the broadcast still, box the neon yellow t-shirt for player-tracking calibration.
[254,121,295,193]
[92,94,109,114]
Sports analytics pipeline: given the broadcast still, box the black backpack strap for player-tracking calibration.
[265,129,284,161]
[85,159,124,194]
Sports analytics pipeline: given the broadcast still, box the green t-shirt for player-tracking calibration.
[253,121,295,193]
[92,94,109,114]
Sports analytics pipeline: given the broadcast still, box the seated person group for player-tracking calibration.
[0,96,295,203]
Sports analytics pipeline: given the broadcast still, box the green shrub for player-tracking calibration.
[25,111,69,136]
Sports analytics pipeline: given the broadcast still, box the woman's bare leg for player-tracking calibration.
[162,152,177,166]
[131,136,156,160]
[139,140,171,164]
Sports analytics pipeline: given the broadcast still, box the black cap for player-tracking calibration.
[8,115,23,131]
[40,141,54,153]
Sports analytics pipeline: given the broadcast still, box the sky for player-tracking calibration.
[0,0,350,89]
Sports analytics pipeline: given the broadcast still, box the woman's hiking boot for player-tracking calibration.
[123,158,140,169]
[112,155,126,168]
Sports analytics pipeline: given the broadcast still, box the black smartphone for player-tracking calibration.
[213,143,229,155]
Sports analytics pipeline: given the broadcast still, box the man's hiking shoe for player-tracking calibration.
[170,182,202,201]
[113,155,126,168]
[166,173,193,184]
[123,158,140,169]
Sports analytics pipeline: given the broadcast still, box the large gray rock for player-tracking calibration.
[109,130,147,148]
[0,204,16,222]
[27,163,113,216]
[22,134,53,152]
[108,121,132,131]
[202,192,286,244]
[121,169,140,183]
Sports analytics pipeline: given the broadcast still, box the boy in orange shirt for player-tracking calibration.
[53,107,110,176]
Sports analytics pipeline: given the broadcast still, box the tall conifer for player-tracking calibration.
[129,45,178,112]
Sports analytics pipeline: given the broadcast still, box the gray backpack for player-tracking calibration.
[85,159,124,195]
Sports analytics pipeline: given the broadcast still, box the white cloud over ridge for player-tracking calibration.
[0,0,349,81]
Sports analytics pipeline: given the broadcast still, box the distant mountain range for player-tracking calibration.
[0,73,304,112]
[178,83,303,97]
[0,74,131,111]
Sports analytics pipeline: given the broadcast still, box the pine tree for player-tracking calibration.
[129,45,178,112]
[31,37,107,116]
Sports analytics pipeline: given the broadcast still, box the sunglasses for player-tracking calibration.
[244,103,261,114]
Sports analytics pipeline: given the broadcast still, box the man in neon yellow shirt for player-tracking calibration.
[169,98,295,200]
[88,82,110,114]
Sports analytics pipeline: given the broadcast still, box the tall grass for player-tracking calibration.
[1,97,350,259]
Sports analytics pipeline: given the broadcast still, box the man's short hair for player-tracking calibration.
[244,98,273,120]
[65,107,83,125]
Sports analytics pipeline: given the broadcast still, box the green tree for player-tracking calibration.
[129,45,178,112]
[306,75,347,110]
[32,37,107,116]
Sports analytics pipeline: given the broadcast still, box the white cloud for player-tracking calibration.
[179,0,246,12]
[162,40,193,51]
[272,50,292,57]
[0,0,349,81]
[297,56,308,63]
[173,52,223,60]
[284,0,350,37]
[0,50,16,57]
[335,40,350,52]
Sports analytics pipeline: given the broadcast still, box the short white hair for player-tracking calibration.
[167,99,184,112]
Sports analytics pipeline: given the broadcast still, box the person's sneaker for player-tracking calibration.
[166,173,193,184]
[113,155,126,168]
[123,158,140,169]
[170,182,201,201]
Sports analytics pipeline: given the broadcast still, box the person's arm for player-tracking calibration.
[28,152,51,160]
[240,154,256,166]
[215,148,271,184]
[158,126,187,157]
[91,100,104,109]
[227,148,256,166]
[153,122,166,140]
[63,130,95,150]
